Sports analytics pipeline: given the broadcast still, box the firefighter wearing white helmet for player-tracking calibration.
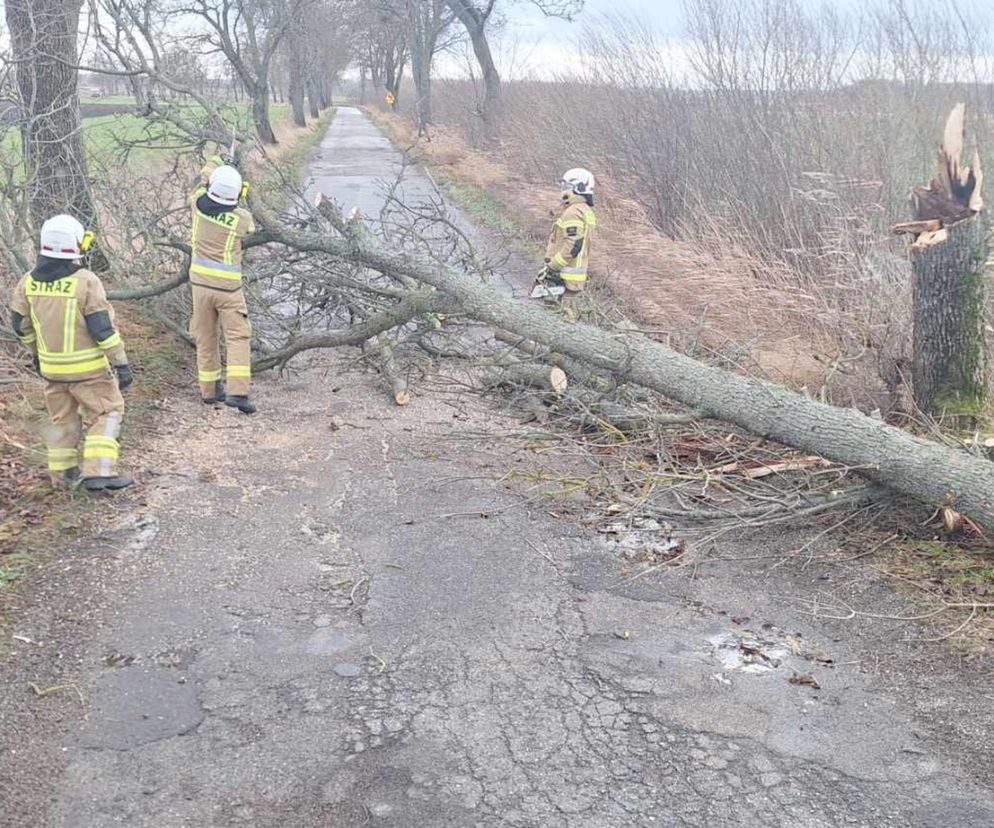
[9,215,134,491]
[189,155,257,413]
[532,168,598,309]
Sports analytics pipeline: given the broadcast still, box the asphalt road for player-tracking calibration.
[3,107,993,828]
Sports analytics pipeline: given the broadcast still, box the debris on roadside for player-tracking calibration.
[788,672,821,690]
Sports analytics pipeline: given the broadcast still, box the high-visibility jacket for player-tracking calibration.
[189,163,255,292]
[545,194,597,284]
[10,266,127,382]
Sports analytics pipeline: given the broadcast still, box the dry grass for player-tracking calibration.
[371,108,834,387]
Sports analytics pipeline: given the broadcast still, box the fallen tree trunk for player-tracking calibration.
[258,196,994,532]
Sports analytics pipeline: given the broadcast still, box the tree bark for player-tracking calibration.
[252,89,278,144]
[306,75,321,119]
[912,217,987,417]
[289,67,307,127]
[5,0,101,240]
[287,10,307,127]
[376,335,411,405]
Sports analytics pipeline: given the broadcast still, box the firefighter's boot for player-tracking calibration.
[225,395,257,415]
[81,475,134,491]
[203,381,226,404]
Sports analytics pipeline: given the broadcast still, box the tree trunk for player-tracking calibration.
[5,0,101,239]
[289,66,307,127]
[288,195,994,532]
[287,11,307,127]
[408,16,432,136]
[306,75,321,119]
[447,0,501,142]
[898,104,987,419]
[912,217,987,417]
[252,89,278,144]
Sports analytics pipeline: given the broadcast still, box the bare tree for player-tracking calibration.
[352,2,407,107]
[403,0,458,135]
[445,0,501,138]
[285,0,308,125]
[176,0,300,144]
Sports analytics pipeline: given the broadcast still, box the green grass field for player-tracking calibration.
[1,102,293,171]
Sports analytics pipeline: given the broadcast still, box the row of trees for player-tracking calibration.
[1,0,354,253]
[1,0,583,245]
[354,0,582,138]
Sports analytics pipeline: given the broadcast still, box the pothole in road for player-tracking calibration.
[596,515,685,565]
[708,631,790,674]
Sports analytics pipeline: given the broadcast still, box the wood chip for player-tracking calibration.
[788,672,821,690]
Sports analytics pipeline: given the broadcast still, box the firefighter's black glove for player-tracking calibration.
[114,363,134,390]
[31,354,40,375]
[535,265,550,283]
[221,153,239,169]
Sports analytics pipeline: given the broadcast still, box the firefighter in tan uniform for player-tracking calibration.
[189,155,257,414]
[9,215,134,491]
[532,168,598,315]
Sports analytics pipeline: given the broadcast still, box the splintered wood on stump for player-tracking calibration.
[901,103,988,418]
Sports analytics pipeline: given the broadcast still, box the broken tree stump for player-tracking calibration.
[898,103,988,419]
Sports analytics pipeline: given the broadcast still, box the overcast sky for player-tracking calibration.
[436,0,870,79]
[494,0,675,76]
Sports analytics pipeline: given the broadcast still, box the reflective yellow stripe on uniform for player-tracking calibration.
[17,330,37,345]
[96,332,123,351]
[47,447,79,471]
[28,305,47,352]
[226,365,251,378]
[39,344,108,376]
[190,257,243,281]
[39,347,102,361]
[198,368,223,382]
[83,435,120,460]
[40,358,109,375]
[63,297,77,355]
[223,217,239,263]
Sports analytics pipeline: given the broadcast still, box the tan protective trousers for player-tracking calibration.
[190,285,252,397]
[43,374,125,481]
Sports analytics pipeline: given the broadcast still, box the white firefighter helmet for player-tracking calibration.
[39,214,87,260]
[208,165,243,206]
[561,168,595,196]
